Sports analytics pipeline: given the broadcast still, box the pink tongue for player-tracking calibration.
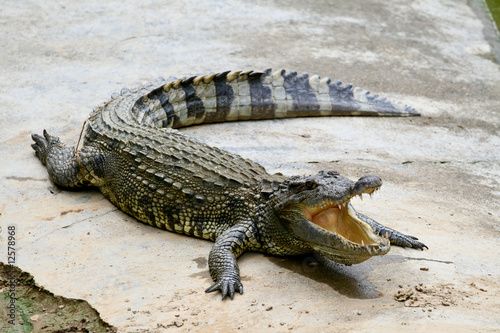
[311,207,340,231]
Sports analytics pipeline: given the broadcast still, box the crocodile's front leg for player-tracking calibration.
[205,222,259,300]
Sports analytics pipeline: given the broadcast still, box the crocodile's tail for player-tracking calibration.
[129,68,419,129]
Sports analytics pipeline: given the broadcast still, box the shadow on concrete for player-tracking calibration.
[267,253,405,299]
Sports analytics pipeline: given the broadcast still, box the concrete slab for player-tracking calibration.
[1,0,499,331]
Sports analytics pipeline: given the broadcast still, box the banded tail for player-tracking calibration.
[112,68,420,130]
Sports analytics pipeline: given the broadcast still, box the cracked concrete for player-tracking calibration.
[1,0,499,331]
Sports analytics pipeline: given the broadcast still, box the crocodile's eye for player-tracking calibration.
[305,180,317,190]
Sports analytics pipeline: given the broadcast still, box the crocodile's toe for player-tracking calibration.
[396,234,428,250]
[31,130,50,165]
[205,276,243,300]
[409,238,428,250]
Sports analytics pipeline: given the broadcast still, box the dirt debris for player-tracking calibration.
[394,283,471,308]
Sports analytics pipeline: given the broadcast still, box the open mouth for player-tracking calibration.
[304,200,384,247]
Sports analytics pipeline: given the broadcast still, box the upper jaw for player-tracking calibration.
[303,174,382,217]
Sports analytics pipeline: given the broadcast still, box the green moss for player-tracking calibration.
[485,0,500,34]
[0,263,116,332]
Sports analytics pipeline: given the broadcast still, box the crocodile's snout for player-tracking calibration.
[352,175,382,196]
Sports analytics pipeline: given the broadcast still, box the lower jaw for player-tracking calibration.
[314,242,390,265]
[308,206,380,246]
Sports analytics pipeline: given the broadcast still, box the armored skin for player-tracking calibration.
[32,68,427,300]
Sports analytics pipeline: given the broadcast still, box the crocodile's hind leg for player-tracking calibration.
[350,204,428,250]
[31,130,92,188]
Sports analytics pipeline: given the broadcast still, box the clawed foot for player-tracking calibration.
[205,276,243,300]
[31,130,59,165]
[393,233,428,250]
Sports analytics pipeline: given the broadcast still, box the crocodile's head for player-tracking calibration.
[269,170,390,265]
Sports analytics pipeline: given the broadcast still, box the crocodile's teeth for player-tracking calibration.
[193,75,205,85]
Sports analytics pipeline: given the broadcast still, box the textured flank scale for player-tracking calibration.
[32,69,427,300]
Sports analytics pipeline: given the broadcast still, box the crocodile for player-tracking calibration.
[31,68,427,300]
